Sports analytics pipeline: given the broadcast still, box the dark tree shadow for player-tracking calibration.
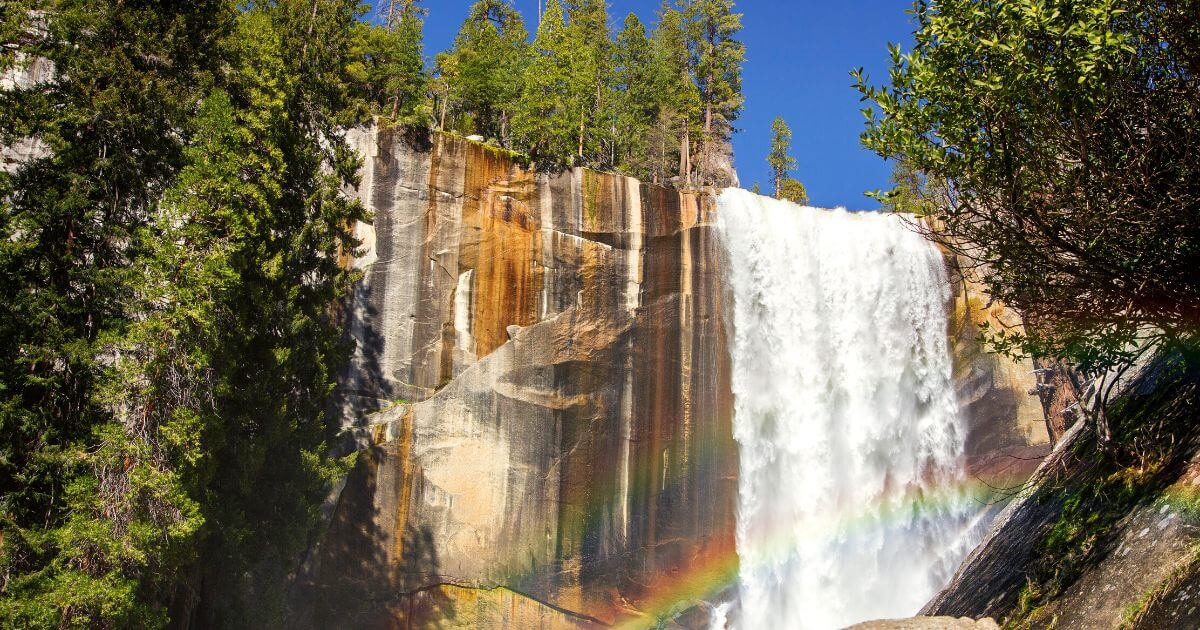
[286,445,455,629]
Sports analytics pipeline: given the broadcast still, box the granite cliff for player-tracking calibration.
[923,353,1200,629]
[285,127,1048,628]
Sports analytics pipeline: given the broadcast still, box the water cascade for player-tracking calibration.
[715,189,984,629]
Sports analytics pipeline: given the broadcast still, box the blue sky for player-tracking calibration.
[398,1,916,210]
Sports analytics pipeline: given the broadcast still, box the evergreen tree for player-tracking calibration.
[611,13,657,177]
[880,159,945,215]
[0,1,365,625]
[189,1,366,624]
[777,178,808,205]
[685,0,744,184]
[350,0,428,124]
[435,0,529,144]
[767,116,797,198]
[649,2,700,184]
[0,1,235,623]
[564,0,614,165]
[513,0,576,162]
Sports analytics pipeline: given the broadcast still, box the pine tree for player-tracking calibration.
[881,158,946,215]
[435,0,529,144]
[350,0,428,123]
[685,0,744,185]
[0,1,366,625]
[611,13,657,176]
[0,1,235,623]
[649,2,700,184]
[564,0,614,165]
[768,116,797,198]
[767,116,808,205]
[189,2,366,624]
[513,0,576,162]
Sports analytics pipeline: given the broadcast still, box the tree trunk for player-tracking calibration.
[301,0,319,58]
[578,104,586,160]
[702,102,713,186]
[680,126,691,186]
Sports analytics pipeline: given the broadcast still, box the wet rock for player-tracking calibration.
[848,617,999,629]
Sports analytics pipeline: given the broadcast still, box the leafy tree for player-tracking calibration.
[685,0,744,185]
[435,0,529,144]
[856,0,1200,441]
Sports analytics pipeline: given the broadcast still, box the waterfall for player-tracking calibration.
[715,189,983,629]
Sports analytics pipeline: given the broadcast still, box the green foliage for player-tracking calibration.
[609,13,657,176]
[564,0,616,164]
[509,0,740,184]
[855,0,1200,374]
[513,0,578,162]
[0,1,233,624]
[647,2,702,184]
[0,1,365,626]
[879,158,947,216]
[434,0,529,144]
[512,0,619,166]
[1007,354,1199,627]
[765,116,807,204]
[767,116,797,197]
[777,178,808,206]
[350,1,429,125]
[686,0,744,184]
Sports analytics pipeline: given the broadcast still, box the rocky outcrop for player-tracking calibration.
[847,617,999,630]
[923,354,1200,629]
[289,128,736,627]
[287,127,1051,628]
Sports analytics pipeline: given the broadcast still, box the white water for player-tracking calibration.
[715,189,983,629]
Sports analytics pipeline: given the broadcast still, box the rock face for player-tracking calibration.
[944,255,1052,488]
[847,617,999,630]
[287,128,1049,628]
[1,52,53,172]
[289,128,737,627]
[923,356,1200,629]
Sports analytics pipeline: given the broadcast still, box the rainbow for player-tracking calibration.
[606,471,1031,628]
